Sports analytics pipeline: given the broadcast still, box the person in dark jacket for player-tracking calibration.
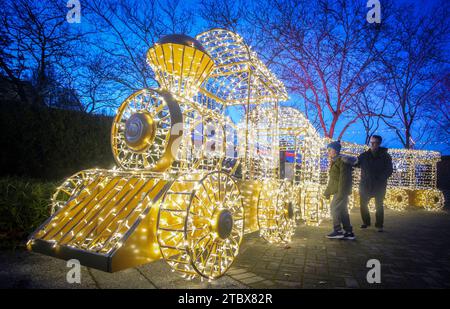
[324,140,356,240]
[355,135,393,232]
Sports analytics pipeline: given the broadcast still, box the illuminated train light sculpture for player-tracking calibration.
[28,29,444,279]
[28,29,297,279]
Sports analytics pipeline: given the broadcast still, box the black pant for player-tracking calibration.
[331,195,352,233]
[360,190,386,228]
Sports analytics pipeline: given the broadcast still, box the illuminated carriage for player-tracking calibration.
[244,106,328,226]
[336,142,444,212]
[27,29,313,279]
[303,141,444,219]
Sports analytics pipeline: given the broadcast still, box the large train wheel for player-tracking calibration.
[50,169,96,214]
[385,188,409,211]
[257,180,296,244]
[415,189,444,211]
[111,88,182,171]
[156,171,244,279]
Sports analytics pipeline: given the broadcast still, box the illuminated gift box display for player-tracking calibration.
[28,29,444,280]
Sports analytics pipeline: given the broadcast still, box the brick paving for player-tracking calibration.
[1,208,449,289]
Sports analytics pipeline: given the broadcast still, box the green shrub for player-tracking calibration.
[0,177,56,249]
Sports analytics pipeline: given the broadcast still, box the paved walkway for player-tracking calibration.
[1,209,450,289]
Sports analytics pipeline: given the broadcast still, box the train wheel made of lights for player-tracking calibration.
[257,180,296,244]
[385,188,409,211]
[50,169,95,214]
[416,189,445,211]
[156,171,244,279]
[111,88,182,171]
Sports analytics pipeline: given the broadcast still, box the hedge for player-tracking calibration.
[0,101,115,181]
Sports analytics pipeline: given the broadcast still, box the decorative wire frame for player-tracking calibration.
[196,115,226,170]
[172,102,203,171]
[171,100,240,174]
[146,42,215,98]
[51,169,95,214]
[111,89,176,171]
[300,183,329,226]
[291,184,303,222]
[385,188,409,211]
[156,171,244,279]
[246,106,324,227]
[415,189,445,211]
[257,180,296,244]
[196,28,288,104]
[33,170,166,255]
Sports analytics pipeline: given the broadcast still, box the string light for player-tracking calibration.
[339,141,443,212]
[27,29,444,282]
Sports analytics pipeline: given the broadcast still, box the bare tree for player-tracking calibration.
[200,0,449,151]
[242,0,394,139]
[1,0,197,112]
[199,0,247,33]
[415,73,450,153]
[348,79,392,144]
[1,0,85,105]
[84,0,195,93]
[0,16,29,103]
[428,74,450,138]
[74,54,125,114]
[380,2,450,149]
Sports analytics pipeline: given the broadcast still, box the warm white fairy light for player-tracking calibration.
[28,28,444,283]
[338,141,443,212]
